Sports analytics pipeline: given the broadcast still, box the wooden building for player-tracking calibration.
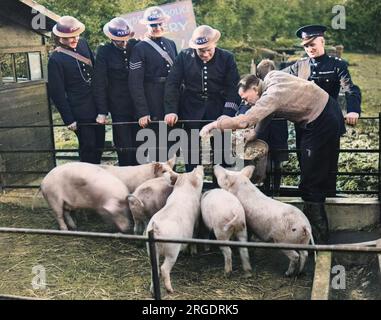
[0,0,59,187]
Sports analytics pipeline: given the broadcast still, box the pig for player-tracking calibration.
[100,157,176,193]
[127,171,179,235]
[40,162,131,232]
[214,165,313,276]
[201,189,252,276]
[146,166,204,294]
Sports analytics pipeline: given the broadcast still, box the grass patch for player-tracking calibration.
[342,53,381,117]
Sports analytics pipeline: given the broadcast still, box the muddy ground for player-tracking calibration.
[330,254,381,300]
[1,195,380,300]
[0,201,314,300]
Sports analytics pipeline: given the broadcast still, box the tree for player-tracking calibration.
[331,0,381,53]
[39,0,122,49]
[39,0,380,52]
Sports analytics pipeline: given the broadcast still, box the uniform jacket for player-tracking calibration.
[164,48,241,121]
[48,38,95,125]
[93,40,139,117]
[128,37,177,120]
[283,54,361,114]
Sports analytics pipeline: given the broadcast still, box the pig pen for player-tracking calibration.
[0,200,315,300]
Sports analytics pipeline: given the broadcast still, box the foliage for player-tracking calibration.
[38,0,380,53]
[39,0,122,49]
[332,0,381,53]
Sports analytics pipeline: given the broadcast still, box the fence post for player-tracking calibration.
[378,112,381,202]
[269,150,275,198]
[46,83,57,168]
[148,229,161,300]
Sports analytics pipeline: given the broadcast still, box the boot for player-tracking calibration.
[302,202,329,244]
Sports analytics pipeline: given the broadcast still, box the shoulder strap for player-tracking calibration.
[55,46,93,67]
[143,37,173,66]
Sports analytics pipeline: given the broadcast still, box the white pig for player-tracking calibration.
[128,171,179,235]
[100,157,176,193]
[201,189,252,276]
[40,162,131,232]
[146,166,204,294]
[214,165,313,276]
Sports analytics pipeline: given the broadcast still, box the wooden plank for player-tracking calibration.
[0,83,50,126]
[0,80,46,91]
[1,151,54,185]
[0,0,54,38]
[377,239,381,284]
[0,82,54,184]
[311,251,332,300]
[0,46,46,54]
[0,15,42,48]
[0,127,54,150]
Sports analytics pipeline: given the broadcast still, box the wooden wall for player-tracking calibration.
[0,15,54,187]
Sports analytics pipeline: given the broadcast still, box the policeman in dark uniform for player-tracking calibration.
[284,25,361,124]
[93,17,139,166]
[164,25,241,172]
[283,25,362,242]
[129,6,177,163]
[48,16,105,164]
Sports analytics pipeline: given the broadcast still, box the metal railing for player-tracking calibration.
[0,226,380,300]
[0,115,380,198]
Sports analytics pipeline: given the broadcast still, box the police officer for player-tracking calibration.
[164,25,241,172]
[285,25,361,124]
[48,16,105,164]
[129,6,177,163]
[93,17,139,166]
[283,24,362,191]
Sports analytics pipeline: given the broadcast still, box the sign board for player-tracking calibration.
[121,0,197,50]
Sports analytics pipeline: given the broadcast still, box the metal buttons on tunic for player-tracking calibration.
[203,64,208,92]
[160,41,171,74]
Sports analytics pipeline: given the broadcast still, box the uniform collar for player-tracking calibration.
[58,38,81,51]
[150,36,163,42]
[59,44,76,51]
[111,41,128,51]
[311,53,328,64]
[194,47,218,65]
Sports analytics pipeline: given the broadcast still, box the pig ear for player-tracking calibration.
[195,165,204,178]
[190,166,204,188]
[190,174,200,188]
[213,165,226,180]
[153,162,162,175]
[166,156,176,169]
[241,165,255,179]
[213,165,231,189]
